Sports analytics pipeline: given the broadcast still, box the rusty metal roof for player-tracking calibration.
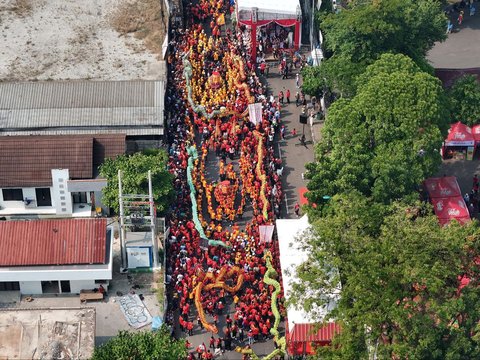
[0,218,107,266]
[0,136,93,187]
[0,134,125,187]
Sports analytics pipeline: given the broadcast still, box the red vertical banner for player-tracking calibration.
[294,20,301,50]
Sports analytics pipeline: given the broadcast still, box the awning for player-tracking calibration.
[288,322,341,355]
[289,322,341,343]
[445,122,475,147]
[423,177,462,198]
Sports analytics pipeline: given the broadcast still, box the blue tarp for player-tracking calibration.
[151,316,163,331]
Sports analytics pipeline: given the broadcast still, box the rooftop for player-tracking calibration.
[0,218,108,266]
[0,0,167,81]
[0,80,165,137]
[0,134,125,187]
[0,307,95,359]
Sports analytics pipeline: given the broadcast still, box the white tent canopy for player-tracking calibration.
[276,215,338,331]
[237,0,301,19]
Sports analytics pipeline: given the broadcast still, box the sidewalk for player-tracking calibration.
[262,66,316,218]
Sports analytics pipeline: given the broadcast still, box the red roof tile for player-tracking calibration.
[0,218,107,266]
[289,322,341,343]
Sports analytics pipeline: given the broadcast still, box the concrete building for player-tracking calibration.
[0,218,113,295]
[0,134,124,217]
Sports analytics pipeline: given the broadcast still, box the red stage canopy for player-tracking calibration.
[423,177,462,198]
[431,196,470,225]
[288,322,340,355]
[445,122,475,146]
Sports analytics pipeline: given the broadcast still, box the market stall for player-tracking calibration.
[442,122,475,160]
[236,0,302,63]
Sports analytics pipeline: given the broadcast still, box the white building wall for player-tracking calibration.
[19,281,42,294]
[69,280,96,294]
[51,169,73,215]
[0,187,56,215]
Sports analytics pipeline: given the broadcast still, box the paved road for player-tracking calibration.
[263,66,316,219]
[428,5,480,68]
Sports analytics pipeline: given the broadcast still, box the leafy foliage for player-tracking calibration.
[306,54,449,205]
[92,327,187,360]
[448,75,480,127]
[99,149,174,214]
[320,0,446,65]
[292,194,480,359]
[308,0,445,97]
[301,55,365,98]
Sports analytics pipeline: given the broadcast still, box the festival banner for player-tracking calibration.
[248,103,262,125]
[259,225,275,244]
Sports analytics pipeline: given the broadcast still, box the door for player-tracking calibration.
[72,192,88,204]
[35,188,52,206]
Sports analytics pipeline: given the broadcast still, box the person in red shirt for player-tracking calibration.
[285,89,291,104]
[187,321,194,336]
[209,336,215,349]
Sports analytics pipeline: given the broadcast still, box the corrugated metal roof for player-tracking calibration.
[289,322,340,343]
[0,80,164,133]
[0,128,163,136]
[0,136,93,187]
[0,81,161,109]
[0,218,107,266]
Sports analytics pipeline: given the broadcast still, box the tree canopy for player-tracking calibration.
[292,194,480,359]
[448,75,480,127]
[99,149,174,214]
[306,54,449,205]
[310,0,446,97]
[321,0,446,65]
[92,327,187,360]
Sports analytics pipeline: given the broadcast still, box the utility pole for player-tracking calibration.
[148,170,159,269]
[118,170,127,270]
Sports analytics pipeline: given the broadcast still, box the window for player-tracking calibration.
[0,282,20,291]
[35,188,52,206]
[2,188,23,201]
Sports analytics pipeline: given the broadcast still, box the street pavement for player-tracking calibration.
[262,65,317,219]
[428,5,480,68]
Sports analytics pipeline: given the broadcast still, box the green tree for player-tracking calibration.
[292,194,480,359]
[308,0,446,97]
[320,0,446,65]
[92,327,188,360]
[448,75,480,127]
[99,149,174,214]
[306,54,449,205]
[301,55,364,98]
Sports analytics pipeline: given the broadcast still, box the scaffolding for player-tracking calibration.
[118,170,159,270]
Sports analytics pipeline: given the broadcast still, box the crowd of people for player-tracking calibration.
[164,0,288,358]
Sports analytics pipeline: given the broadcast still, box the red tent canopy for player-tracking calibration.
[472,124,480,142]
[423,177,462,198]
[445,122,475,146]
[288,322,341,355]
[431,196,470,225]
